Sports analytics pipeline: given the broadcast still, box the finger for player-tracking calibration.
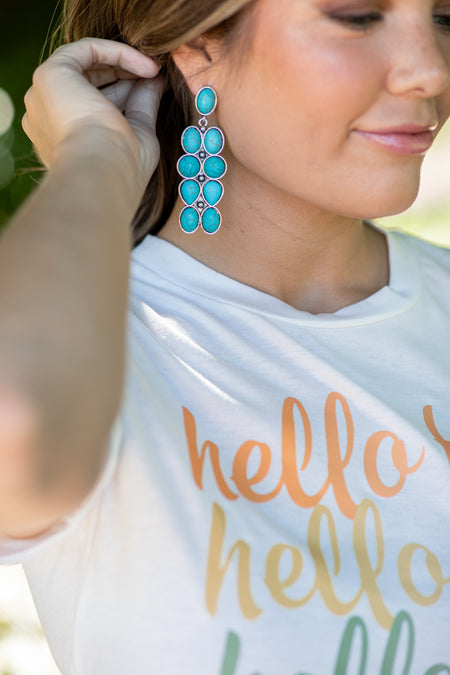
[125,75,165,131]
[100,79,136,111]
[49,38,160,80]
[23,86,33,108]
[86,65,148,89]
[21,112,30,137]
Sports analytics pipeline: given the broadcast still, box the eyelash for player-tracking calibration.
[434,14,450,31]
[328,11,450,32]
[329,12,383,30]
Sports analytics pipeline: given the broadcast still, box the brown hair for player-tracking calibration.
[51,0,255,245]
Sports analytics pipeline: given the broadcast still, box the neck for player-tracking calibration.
[158,162,389,314]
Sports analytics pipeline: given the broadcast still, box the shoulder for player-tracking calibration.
[387,228,450,274]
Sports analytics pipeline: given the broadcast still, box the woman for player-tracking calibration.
[0,0,450,671]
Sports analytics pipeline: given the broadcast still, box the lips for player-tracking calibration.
[353,124,437,156]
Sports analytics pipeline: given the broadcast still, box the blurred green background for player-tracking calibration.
[0,0,60,228]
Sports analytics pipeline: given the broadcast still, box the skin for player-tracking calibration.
[160,0,450,313]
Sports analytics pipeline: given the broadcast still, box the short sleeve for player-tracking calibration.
[0,415,123,565]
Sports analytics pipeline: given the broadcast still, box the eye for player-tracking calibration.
[434,13,450,32]
[327,11,383,30]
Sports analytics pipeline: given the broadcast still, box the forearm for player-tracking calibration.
[0,133,141,505]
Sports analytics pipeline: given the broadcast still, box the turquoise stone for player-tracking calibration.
[181,126,202,154]
[180,179,200,205]
[204,127,224,155]
[196,87,216,116]
[202,207,221,234]
[180,207,199,233]
[177,154,201,179]
[203,155,226,179]
[202,180,223,206]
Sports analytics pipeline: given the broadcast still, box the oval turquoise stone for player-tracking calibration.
[180,179,200,205]
[196,87,216,116]
[181,126,202,154]
[202,180,223,207]
[204,127,224,155]
[202,207,221,234]
[180,207,199,233]
[203,155,226,179]
[177,154,201,179]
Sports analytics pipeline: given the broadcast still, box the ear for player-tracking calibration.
[172,37,221,96]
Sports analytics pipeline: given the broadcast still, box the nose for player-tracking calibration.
[386,17,450,99]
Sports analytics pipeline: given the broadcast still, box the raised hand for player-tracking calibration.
[22,37,164,194]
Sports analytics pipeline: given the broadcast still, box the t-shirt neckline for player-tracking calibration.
[131,228,420,327]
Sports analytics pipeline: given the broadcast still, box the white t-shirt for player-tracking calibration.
[1,230,450,674]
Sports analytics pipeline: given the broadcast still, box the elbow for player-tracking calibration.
[0,388,81,540]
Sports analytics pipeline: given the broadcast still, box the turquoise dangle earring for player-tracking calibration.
[177,86,227,234]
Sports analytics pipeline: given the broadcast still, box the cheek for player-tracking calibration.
[243,37,381,147]
[437,87,450,126]
[219,39,381,177]
[284,44,382,131]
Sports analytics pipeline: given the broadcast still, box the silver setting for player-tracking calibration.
[203,126,225,155]
[203,155,228,181]
[179,205,200,235]
[178,179,200,207]
[195,87,218,116]
[180,125,202,154]
[201,207,222,236]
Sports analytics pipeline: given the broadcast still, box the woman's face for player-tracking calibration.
[213,0,450,218]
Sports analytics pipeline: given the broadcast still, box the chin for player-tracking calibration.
[344,181,421,220]
[341,155,425,219]
[371,191,420,219]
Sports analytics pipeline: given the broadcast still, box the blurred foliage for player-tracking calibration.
[0,0,61,229]
[0,620,14,642]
